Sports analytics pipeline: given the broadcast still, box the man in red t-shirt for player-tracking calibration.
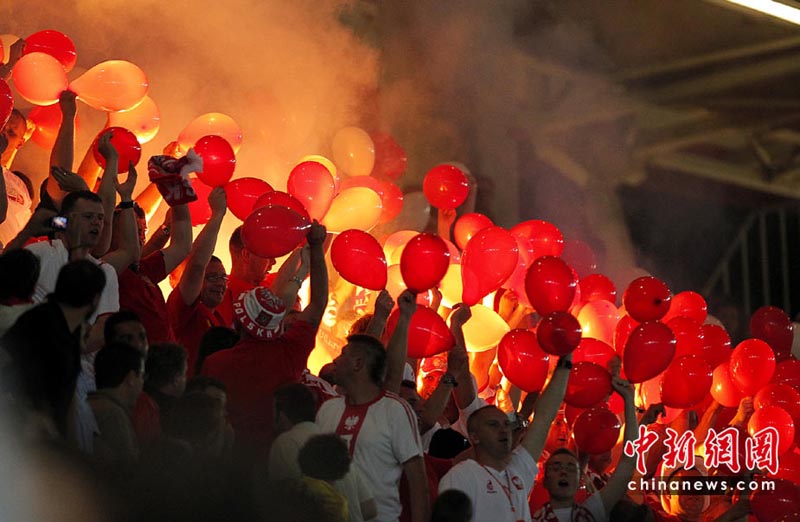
[117,199,192,344]
[166,187,227,375]
[217,225,276,328]
[201,221,327,450]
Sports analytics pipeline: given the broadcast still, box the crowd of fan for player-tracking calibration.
[0,41,758,522]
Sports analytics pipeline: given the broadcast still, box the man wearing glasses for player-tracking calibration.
[167,187,228,376]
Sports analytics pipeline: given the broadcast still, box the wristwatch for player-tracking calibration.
[440,373,458,387]
[160,225,170,237]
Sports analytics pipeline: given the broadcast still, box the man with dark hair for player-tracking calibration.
[316,332,429,522]
[104,310,149,354]
[89,342,145,464]
[532,376,637,522]
[0,248,39,335]
[2,260,105,440]
[438,350,575,522]
[216,225,276,327]
[144,342,188,417]
[201,222,327,448]
[167,187,227,375]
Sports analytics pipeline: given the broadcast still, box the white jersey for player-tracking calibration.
[0,167,31,247]
[25,239,119,321]
[316,391,422,522]
[439,445,538,522]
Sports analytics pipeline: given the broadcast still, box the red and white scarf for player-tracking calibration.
[532,501,597,522]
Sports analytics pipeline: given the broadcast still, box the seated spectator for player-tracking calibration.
[144,342,188,419]
[89,342,145,465]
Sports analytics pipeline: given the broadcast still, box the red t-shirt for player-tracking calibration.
[119,251,175,345]
[200,319,317,447]
[167,288,226,377]
[217,273,277,329]
[132,391,161,445]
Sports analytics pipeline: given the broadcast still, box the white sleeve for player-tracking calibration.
[390,398,423,464]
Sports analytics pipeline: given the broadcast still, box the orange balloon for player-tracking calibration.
[107,95,160,144]
[12,52,68,105]
[383,230,420,265]
[70,60,149,111]
[453,304,509,353]
[321,187,382,233]
[178,112,243,153]
[577,300,620,346]
[332,126,375,177]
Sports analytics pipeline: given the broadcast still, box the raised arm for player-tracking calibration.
[599,376,637,514]
[296,221,328,328]
[159,204,192,273]
[448,304,476,409]
[403,455,431,522]
[0,39,25,81]
[101,161,141,273]
[90,131,119,257]
[177,187,226,305]
[270,246,308,307]
[366,289,394,338]
[50,91,76,170]
[521,354,572,461]
[383,289,415,394]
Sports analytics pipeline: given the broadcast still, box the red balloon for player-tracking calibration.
[187,179,213,226]
[573,406,621,455]
[92,127,141,174]
[537,312,582,356]
[224,177,273,221]
[330,230,387,291]
[497,329,550,393]
[730,339,776,396]
[28,103,82,149]
[254,190,310,220]
[579,274,616,305]
[666,316,705,359]
[614,314,638,355]
[377,180,404,224]
[662,291,707,323]
[400,233,450,293]
[772,448,800,484]
[572,338,616,368]
[194,135,236,187]
[370,132,407,181]
[623,276,672,322]
[700,324,732,368]
[0,79,12,128]
[711,363,744,408]
[509,219,564,258]
[748,406,795,455]
[564,362,612,408]
[750,306,794,360]
[754,384,800,426]
[750,478,800,522]
[773,358,800,393]
[287,160,336,221]
[502,233,535,307]
[660,355,712,408]
[561,240,597,278]
[422,164,469,210]
[461,226,518,306]
[623,322,676,383]
[24,30,77,72]
[454,213,493,250]
[525,256,576,315]
[385,305,454,359]
[241,205,310,258]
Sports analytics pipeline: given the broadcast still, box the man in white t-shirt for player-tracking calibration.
[438,353,574,522]
[0,110,33,248]
[531,376,637,522]
[316,334,430,522]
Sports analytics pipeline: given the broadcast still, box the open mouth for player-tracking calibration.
[558,479,569,487]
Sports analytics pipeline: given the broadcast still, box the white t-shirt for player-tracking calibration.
[0,167,32,247]
[438,445,538,522]
[25,239,119,322]
[316,391,422,522]
[540,491,607,522]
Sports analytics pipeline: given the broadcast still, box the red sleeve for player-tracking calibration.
[139,251,168,284]
[278,320,317,373]
[167,287,195,331]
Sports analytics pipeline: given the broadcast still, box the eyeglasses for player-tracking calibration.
[205,274,229,283]
[546,462,578,473]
